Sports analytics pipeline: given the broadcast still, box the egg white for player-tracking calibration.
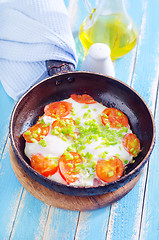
[25,135,70,159]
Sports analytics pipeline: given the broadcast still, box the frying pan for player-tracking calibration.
[9,63,155,196]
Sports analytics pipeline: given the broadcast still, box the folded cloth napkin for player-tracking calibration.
[0,0,77,100]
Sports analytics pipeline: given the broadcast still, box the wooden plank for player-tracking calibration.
[0,138,24,239]
[9,189,79,240]
[106,176,147,240]
[42,208,79,240]
[9,191,50,240]
[139,84,159,240]
[106,0,159,239]
[138,2,159,237]
[132,0,159,105]
[0,82,23,239]
[75,207,111,240]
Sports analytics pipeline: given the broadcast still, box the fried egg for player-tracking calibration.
[24,97,136,187]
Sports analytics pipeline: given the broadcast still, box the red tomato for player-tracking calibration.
[44,101,72,118]
[58,152,83,184]
[31,154,58,177]
[96,156,123,183]
[101,108,129,128]
[23,123,50,143]
[122,133,140,157]
[70,94,97,104]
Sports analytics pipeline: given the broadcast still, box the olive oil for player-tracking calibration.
[79,13,139,60]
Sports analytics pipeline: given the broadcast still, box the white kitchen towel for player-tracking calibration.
[0,0,77,100]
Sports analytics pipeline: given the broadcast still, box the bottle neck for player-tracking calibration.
[96,0,127,16]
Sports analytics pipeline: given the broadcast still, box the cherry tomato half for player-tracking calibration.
[70,94,97,104]
[31,154,58,177]
[44,101,72,118]
[96,156,123,183]
[101,108,129,129]
[23,123,50,143]
[58,152,83,184]
[122,133,140,157]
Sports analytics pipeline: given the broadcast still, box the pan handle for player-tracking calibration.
[46,60,75,76]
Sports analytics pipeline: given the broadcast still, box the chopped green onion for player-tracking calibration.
[63,151,73,160]
[32,133,38,138]
[61,136,68,142]
[30,138,38,143]
[43,130,47,135]
[95,145,103,150]
[122,127,128,132]
[85,152,93,160]
[117,111,122,117]
[67,163,73,168]
[130,148,134,152]
[38,139,47,147]
[79,145,86,151]
[105,122,110,128]
[71,107,76,116]
[108,171,114,177]
[75,117,81,125]
[24,131,31,136]
[42,124,49,128]
[82,105,89,109]
[116,123,122,128]
[46,155,56,160]
[98,152,108,159]
[103,113,108,118]
[36,128,41,134]
[83,112,92,119]
[124,160,128,164]
[40,119,45,124]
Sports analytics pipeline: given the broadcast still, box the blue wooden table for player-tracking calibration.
[0,0,159,239]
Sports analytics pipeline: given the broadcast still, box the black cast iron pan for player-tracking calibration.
[9,62,155,196]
